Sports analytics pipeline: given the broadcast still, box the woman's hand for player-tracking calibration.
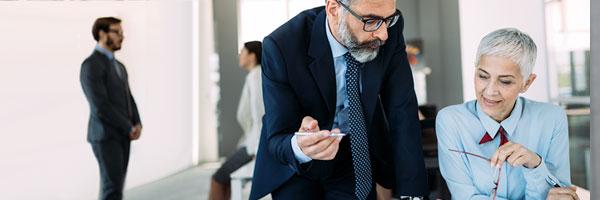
[490,142,541,168]
[547,186,579,200]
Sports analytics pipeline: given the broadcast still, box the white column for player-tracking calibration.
[195,0,219,164]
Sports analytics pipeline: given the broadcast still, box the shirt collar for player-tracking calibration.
[95,44,115,61]
[476,96,523,138]
[325,18,348,58]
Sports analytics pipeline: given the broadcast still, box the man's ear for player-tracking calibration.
[325,0,340,19]
[521,73,537,93]
[98,30,107,42]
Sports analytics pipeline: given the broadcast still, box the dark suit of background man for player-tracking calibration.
[80,17,142,200]
[250,0,427,199]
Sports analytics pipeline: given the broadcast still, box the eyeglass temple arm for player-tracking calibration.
[448,149,492,162]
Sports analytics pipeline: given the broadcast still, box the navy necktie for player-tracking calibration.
[344,52,372,199]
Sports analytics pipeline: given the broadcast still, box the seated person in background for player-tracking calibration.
[209,41,264,200]
[435,28,579,200]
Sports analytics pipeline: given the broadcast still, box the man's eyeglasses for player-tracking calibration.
[336,0,400,32]
[449,149,502,200]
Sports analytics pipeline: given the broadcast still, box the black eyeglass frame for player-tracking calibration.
[336,0,401,32]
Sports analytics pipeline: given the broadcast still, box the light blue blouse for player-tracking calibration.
[436,97,571,200]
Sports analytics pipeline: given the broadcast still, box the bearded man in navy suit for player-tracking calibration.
[250,0,428,199]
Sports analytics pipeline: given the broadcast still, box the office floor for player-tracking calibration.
[122,162,589,200]
[124,162,259,200]
[124,163,218,200]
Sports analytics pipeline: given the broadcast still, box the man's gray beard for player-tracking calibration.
[338,16,380,63]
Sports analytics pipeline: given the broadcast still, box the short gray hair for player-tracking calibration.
[475,28,537,78]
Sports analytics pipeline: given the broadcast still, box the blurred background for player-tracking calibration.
[0,0,591,199]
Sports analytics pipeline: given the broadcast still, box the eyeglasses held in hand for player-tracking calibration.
[448,149,502,200]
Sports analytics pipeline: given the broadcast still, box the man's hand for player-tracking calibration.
[297,116,342,160]
[490,142,541,168]
[129,124,142,140]
[547,186,579,200]
[376,183,392,200]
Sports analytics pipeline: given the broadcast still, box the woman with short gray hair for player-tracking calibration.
[436,28,578,199]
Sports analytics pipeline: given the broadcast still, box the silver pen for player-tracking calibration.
[294,132,347,137]
[546,176,562,187]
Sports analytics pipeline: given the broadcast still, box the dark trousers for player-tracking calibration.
[271,172,376,200]
[91,138,131,200]
[212,146,254,184]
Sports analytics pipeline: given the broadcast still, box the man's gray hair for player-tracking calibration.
[475,28,537,78]
[336,0,352,15]
[332,0,354,5]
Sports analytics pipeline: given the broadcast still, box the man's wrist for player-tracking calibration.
[291,135,312,163]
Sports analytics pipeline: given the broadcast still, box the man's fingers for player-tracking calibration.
[300,116,319,132]
[301,116,314,124]
[312,136,342,160]
[299,131,332,153]
[312,143,336,160]
[308,120,318,131]
[303,135,336,156]
[298,130,329,146]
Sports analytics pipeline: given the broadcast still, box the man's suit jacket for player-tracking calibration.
[80,50,141,142]
[250,7,428,199]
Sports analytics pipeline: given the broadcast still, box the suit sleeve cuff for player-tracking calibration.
[291,135,312,163]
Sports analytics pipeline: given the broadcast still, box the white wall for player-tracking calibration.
[458,0,550,102]
[0,1,204,199]
[196,0,220,163]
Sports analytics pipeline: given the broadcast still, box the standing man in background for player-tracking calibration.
[80,17,142,200]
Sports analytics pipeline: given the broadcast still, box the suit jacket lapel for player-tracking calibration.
[361,49,386,126]
[94,50,117,78]
[307,10,336,117]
